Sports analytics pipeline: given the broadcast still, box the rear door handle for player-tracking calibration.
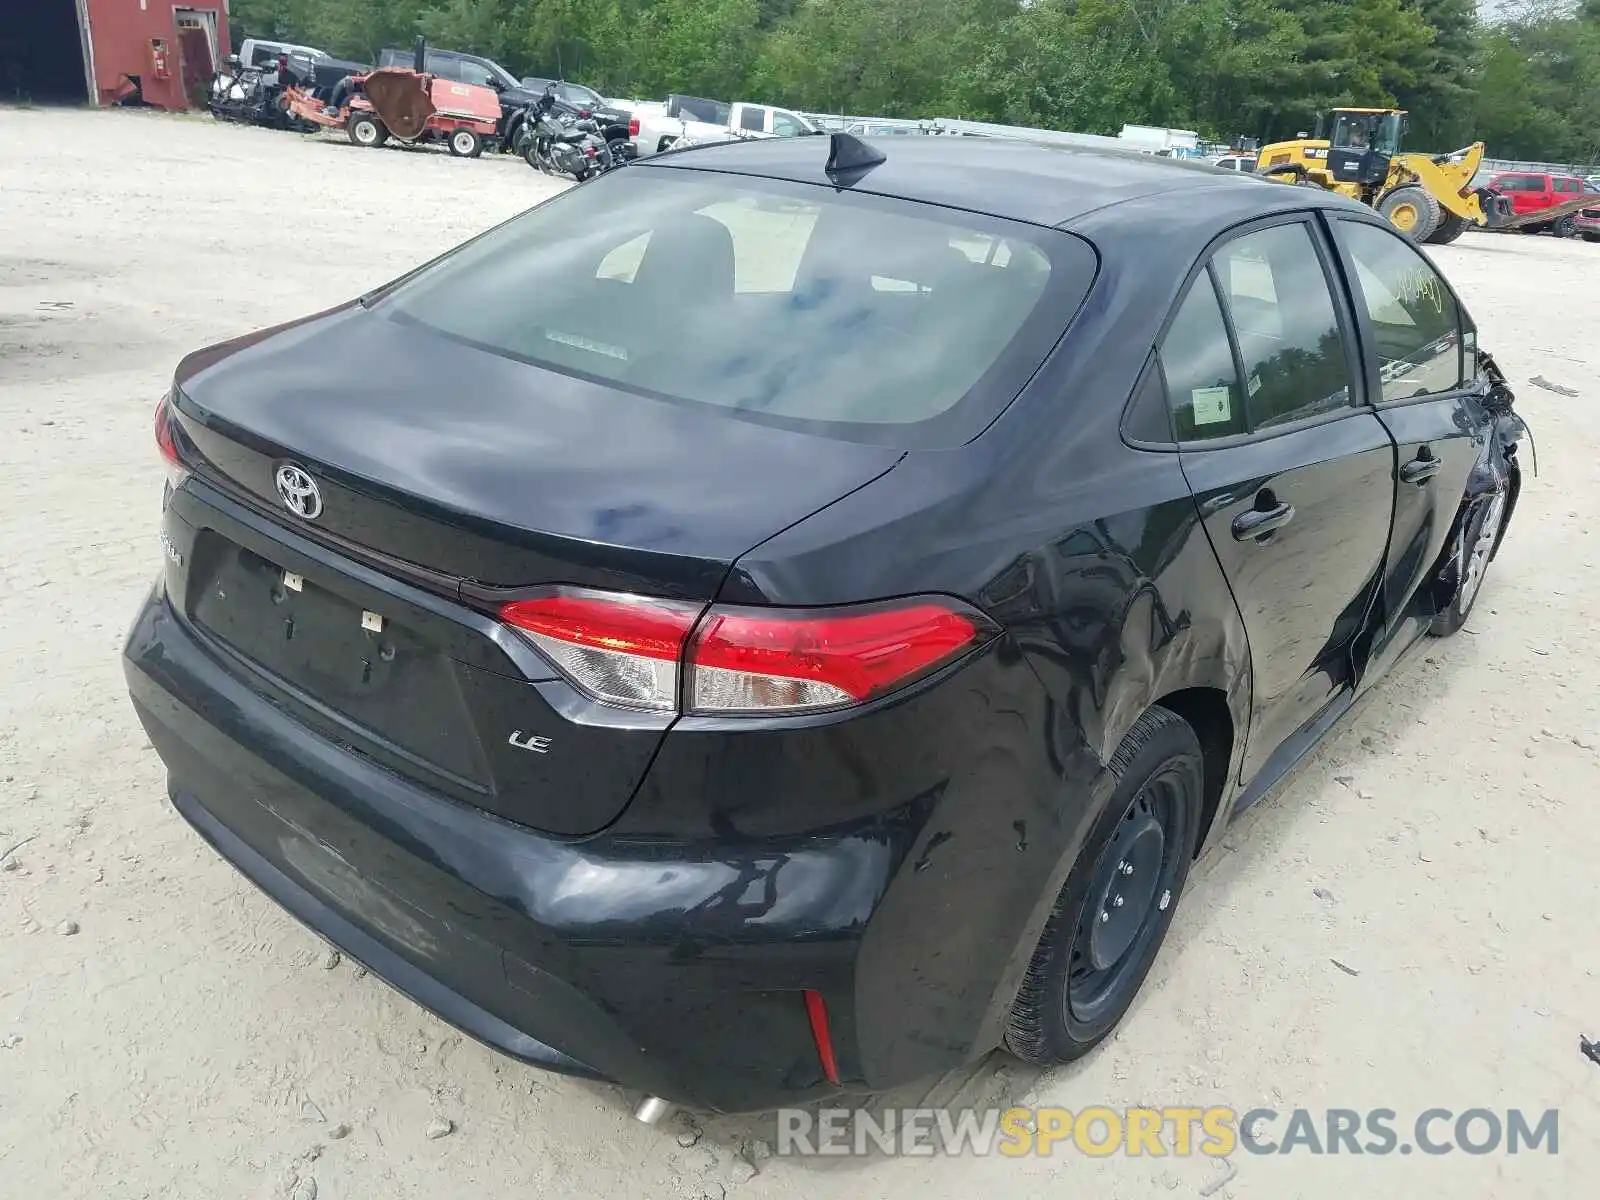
[1231,502,1295,542]
[1400,455,1442,485]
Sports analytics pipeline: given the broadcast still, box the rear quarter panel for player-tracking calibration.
[716,193,1274,1062]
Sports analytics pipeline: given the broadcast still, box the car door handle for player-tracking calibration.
[1400,455,1442,485]
[1231,502,1295,542]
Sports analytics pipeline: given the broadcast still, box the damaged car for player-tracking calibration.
[124,135,1527,1116]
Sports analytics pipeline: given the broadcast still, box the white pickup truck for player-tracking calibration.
[632,96,819,156]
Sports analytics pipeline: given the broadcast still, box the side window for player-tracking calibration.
[739,107,765,132]
[1335,220,1463,400]
[772,112,807,137]
[425,54,460,81]
[456,61,498,88]
[1160,272,1247,441]
[1210,223,1355,429]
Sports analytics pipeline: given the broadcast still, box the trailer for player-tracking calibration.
[285,65,501,158]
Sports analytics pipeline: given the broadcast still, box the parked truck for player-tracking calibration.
[632,95,819,156]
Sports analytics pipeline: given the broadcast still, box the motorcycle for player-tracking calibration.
[516,83,629,182]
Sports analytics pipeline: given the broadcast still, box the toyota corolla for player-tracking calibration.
[124,134,1527,1115]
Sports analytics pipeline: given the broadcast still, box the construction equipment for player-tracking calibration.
[282,38,501,157]
[1256,108,1513,244]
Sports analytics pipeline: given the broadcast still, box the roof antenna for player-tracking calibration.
[825,132,886,184]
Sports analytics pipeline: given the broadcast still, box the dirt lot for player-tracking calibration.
[1,107,1596,1199]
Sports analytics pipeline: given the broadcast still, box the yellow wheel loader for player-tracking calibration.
[1256,109,1514,245]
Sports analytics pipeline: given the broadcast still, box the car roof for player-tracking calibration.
[641,134,1355,231]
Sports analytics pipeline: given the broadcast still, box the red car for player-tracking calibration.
[1486,172,1586,236]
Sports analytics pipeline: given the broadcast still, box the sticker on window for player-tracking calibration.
[1191,386,1233,425]
[1248,374,1262,397]
[543,328,629,361]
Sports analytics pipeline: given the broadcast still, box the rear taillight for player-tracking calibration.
[500,591,700,712]
[628,116,640,137]
[499,589,993,715]
[154,393,189,490]
[583,144,597,157]
[687,601,984,713]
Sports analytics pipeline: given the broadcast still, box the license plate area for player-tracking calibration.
[191,536,421,699]
[187,532,488,784]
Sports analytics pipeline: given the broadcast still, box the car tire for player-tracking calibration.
[1429,485,1510,637]
[1552,214,1577,239]
[1583,232,1600,242]
[1379,186,1440,242]
[1426,213,1469,245]
[1004,706,1204,1066]
[449,129,485,159]
[347,114,387,148]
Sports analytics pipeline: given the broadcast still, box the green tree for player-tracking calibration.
[225,0,1600,165]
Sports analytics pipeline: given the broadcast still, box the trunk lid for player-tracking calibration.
[167,305,900,834]
[173,304,901,598]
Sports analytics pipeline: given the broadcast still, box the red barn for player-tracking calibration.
[5,0,231,111]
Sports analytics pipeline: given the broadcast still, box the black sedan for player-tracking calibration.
[124,135,1527,1115]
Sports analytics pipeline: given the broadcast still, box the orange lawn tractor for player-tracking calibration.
[284,40,501,158]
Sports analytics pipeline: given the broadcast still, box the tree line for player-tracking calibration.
[232,0,1600,162]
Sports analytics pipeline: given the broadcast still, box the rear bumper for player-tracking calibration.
[125,582,1076,1112]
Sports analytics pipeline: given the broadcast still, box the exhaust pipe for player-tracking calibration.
[633,1096,674,1126]
[413,35,426,75]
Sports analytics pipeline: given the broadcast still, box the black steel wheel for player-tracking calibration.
[1005,706,1203,1064]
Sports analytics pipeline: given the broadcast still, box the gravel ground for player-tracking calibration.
[1,106,1596,1200]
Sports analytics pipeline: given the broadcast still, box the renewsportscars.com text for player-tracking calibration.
[775,1106,1561,1158]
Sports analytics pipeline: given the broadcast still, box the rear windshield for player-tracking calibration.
[382,167,1095,447]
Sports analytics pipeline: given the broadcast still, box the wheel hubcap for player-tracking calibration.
[1088,817,1164,969]
[1391,203,1418,232]
[1065,773,1186,1025]
[1459,492,1505,611]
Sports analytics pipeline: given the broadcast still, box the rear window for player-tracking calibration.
[383,167,1095,447]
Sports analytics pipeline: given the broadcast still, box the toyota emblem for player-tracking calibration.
[274,464,323,520]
